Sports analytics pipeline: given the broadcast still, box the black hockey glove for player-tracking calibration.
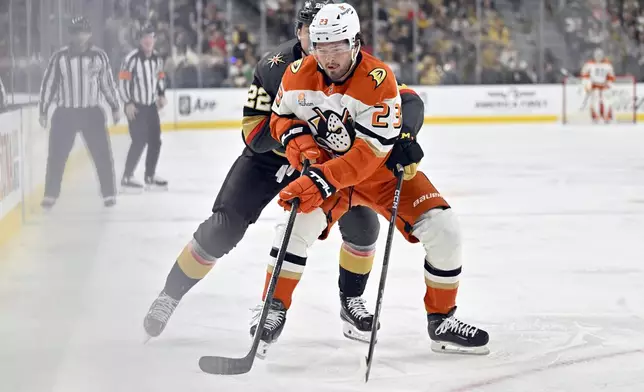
[385,133,424,180]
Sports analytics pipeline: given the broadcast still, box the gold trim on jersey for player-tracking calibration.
[271,149,286,157]
[241,114,267,139]
[290,58,303,74]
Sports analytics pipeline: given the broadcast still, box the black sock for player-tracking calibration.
[163,261,201,300]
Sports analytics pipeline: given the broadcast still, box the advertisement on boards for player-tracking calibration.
[174,89,245,125]
[417,85,555,120]
[0,110,22,219]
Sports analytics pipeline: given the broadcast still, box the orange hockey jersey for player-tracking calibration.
[270,51,401,191]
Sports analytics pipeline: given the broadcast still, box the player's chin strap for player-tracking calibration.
[341,41,361,80]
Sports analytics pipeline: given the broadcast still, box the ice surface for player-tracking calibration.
[1,124,643,392]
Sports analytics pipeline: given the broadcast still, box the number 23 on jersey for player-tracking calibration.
[372,102,402,129]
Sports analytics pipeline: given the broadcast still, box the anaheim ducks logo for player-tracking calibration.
[290,58,303,74]
[308,107,355,154]
[368,68,387,88]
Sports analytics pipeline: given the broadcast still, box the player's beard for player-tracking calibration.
[324,62,351,81]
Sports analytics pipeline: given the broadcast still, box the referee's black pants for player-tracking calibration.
[123,104,162,179]
[44,107,116,199]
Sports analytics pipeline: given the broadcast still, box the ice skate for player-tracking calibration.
[249,299,287,359]
[340,293,379,343]
[41,197,57,210]
[121,176,144,193]
[103,196,116,207]
[427,306,489,355]
[143,291,180,339]
[145,175,168,191]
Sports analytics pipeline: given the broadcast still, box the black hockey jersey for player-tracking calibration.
[242,39,303,155]
[241,39,425,156]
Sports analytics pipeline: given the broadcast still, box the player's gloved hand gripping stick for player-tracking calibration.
[198,160,311,375]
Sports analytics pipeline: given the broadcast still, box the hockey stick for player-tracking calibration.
[364,164,405,382]
[199,160,309,375]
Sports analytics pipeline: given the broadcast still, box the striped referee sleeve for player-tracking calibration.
[157,57,166,98]
[119,50,137,104]
[0,76,7,107]
[97,50,120,111]
[39,50,62,117]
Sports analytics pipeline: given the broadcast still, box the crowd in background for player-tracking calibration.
[2,0,644,98]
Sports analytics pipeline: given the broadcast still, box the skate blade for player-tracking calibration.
[430,340,490,355]
[145,184,168,192]
[120,186,144,194]
[342,322,373,344]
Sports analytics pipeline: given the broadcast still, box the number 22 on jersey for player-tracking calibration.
[245,84,272,112]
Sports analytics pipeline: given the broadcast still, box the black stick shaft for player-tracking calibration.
[365,165,405,382]
[199,161,309,375]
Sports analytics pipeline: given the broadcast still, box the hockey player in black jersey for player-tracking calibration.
[143,0,426,346]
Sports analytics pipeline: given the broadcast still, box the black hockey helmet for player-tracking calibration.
[68,16,91,34]
[295,0,337,33]
[137,23,156,39]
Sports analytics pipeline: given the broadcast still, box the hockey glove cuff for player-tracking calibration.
[278,167,336,213]
[281,125,323,171]
[385,135,424,180]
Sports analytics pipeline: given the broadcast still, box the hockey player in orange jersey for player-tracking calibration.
[249,2,490,358]
[581,48,615,122]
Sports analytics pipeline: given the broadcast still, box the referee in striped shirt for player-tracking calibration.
[119,24,168,190]
[0,76,7,109]
[39,16,121,209]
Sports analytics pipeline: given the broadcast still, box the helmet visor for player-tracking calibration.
[311,40,352,55]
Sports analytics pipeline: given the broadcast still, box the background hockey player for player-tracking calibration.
[250,3,489,358]
[143,0,425,345]
[581,48,615,123]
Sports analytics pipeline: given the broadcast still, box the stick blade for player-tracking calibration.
[199,354,254,375]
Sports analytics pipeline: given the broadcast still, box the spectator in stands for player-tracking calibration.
[440,57,461,84]
[165,31,200,88]
[225,56,253,88]
[418,54,442,85]
[231,24,254,60]
[480,43,505,84]
[504,59,534,84]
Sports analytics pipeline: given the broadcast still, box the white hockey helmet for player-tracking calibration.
[309,3,361,51]
[593,47,604,61]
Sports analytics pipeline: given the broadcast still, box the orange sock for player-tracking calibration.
[262,248,307,309]
[423,258,460,314]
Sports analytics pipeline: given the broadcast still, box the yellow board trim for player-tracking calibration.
[0,149,89,249]
[0,200,25,248]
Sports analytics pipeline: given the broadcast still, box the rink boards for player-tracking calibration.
[2,83,644,247]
